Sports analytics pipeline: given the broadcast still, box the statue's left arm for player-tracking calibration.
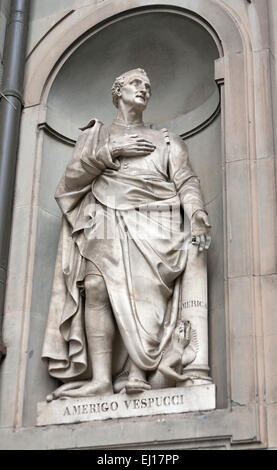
[168,133,211,251]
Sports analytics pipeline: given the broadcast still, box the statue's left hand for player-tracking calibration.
[191,210,211,252]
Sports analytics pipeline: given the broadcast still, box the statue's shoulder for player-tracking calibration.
[168,131,187,147]
[79,118,104,132]
[158,128,187,150]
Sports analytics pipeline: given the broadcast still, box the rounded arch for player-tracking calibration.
[45,9,220,141]
[24,0,248,107]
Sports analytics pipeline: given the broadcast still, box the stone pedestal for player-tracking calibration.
[37,384,216,426]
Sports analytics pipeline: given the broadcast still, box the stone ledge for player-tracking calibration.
[37,384,216,426]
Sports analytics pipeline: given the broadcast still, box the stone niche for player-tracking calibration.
[22,10,225,426]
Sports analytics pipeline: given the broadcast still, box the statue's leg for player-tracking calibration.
[59,274,115,398]
[125,360,151,394]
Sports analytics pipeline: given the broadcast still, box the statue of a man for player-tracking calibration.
[42,68,211,400]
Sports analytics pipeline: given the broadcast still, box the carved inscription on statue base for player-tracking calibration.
[37,384,216,426]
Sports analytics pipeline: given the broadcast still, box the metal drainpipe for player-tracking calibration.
[0,0,30,361]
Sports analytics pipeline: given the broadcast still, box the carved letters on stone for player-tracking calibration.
[37,385,216,426]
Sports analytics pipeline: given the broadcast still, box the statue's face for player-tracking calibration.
[119,73,151,111]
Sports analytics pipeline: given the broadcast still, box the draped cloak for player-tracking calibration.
[42,119,205,382]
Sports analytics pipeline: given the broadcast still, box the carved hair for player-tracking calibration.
[111,68,150,108]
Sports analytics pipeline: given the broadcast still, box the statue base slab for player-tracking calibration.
[37,384,216,426]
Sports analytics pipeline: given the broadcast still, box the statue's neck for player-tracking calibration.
[115,106,144,127]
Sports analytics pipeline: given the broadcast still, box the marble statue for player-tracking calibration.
[42,68,212,401]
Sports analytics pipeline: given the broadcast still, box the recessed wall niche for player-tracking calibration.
[23,10,226,425]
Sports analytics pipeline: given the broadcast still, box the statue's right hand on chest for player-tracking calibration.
[109,134,156,159]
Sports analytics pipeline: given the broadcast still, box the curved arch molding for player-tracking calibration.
[24,0,246,107]
[46,9,219,136]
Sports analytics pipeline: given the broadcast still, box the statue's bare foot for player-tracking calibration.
[46,381,88,402]
[59,380,113,398]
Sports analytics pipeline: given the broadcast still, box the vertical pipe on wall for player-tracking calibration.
[0,0,30,361]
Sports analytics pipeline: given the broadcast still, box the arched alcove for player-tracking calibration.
[47,11,219,139]
[22,8,226,426]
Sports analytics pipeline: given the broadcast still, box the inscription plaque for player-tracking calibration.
[37,384,216,426]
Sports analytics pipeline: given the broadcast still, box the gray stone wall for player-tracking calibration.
[27,0,105,56]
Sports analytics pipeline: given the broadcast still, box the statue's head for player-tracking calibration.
[111,68,152,110]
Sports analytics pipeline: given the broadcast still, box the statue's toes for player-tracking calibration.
[59,390,79,398]
[52,381,87,399]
